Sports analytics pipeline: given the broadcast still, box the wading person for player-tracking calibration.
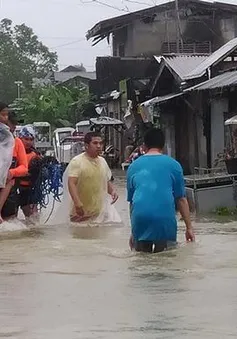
[127,128,195,253]
[18,125,41,221]
[0,103,14,223]
[67,132,119,223]
[0,111,28,221]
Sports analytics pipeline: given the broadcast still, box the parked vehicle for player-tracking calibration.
[53,127,76,164]
[89,116,125,168]
[75,120,91,136]
[33,122,52,154]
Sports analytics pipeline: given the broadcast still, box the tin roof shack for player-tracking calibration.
[187,71,237,168]
[184,38,237,169]
[87,0,237,58]
[96,56,157,97]
[141,37,237,173]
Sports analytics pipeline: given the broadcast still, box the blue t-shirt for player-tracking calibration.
[127,155,186,242]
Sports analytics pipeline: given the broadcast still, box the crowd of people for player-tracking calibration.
[0,103,40,224]
[0,100,195,253]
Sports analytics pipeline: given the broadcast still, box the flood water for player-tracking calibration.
[1,173,237,338]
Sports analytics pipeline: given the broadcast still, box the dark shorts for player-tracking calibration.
[18,187,38,208]
[134,241,177,253]
[1,187,19,219]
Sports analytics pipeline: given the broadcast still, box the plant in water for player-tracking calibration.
[214,207,237,216]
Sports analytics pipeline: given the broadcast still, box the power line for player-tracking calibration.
[124,0,154,6]
[79,0,129,12]
[14,0,84,6]
[51,38,86,49]
[40,36,85,40]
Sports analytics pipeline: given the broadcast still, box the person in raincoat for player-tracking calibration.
[0,103,14,223]
[0,111,28,222]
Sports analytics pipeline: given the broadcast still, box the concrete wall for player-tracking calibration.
[219,17,237,43]
[122,17,185,57]
[132,18,179,56]
[211,98,229,165]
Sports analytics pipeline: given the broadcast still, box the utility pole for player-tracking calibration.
[14,81,23,99]
[175,0,183,53]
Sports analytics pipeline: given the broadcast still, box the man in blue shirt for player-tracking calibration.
[127,128,195,253]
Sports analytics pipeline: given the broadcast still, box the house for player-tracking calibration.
[141,37,237,173]
[87,0,237,58]
[44,65,97,94]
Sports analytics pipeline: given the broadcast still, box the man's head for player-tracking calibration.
[144,128,165,151]
[8,111,20,133]
[0,102,9,125]
[19,125,35,151]
[84,131,103,158]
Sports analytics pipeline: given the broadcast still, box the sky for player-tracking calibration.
[1,0,237,72]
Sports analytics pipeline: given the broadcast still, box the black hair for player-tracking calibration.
[8,111,18,125]
[144,128,165,150]
[0,102,8,113]
[84,131,102,144]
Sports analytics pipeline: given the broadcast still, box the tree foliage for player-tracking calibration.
[0,18,58,103]
[16,84,97,127]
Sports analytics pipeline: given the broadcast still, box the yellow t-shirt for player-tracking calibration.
[68,153,112,218]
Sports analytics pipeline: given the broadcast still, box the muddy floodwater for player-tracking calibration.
[1,173,237,338]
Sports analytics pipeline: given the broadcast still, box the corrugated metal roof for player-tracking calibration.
[154,55,208,80]
[186,71,237,91]
[186,37,237,79]
[141,92,183,107]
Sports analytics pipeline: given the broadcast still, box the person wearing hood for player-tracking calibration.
[18,125,41,219]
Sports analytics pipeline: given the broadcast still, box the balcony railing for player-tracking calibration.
[161,41,212,54]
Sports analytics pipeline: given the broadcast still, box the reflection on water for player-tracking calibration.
[0,173,237,338]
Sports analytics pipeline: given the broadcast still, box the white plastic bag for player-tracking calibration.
[50,166,122,226]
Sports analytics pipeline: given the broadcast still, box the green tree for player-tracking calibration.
[0,18,58,103]
[16,84,96,127]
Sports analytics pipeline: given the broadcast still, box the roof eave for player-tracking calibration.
[86,23,102,40]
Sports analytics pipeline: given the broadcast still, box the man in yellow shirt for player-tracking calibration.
[67,132,118,223]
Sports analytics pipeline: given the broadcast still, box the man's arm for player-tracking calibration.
[177,197,195,242]
[172,162,195,242]
[127,167,135,250]
[68,177,83,209]
[102,157,118,204]
[107,180,118,204]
